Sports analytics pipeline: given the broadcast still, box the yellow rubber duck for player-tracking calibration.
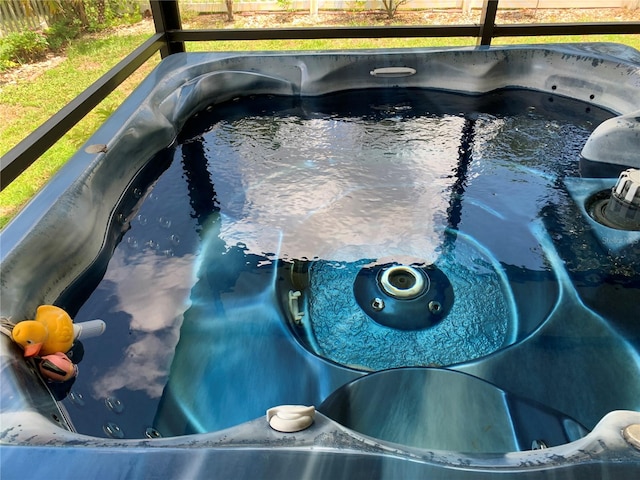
[11,305,75,357]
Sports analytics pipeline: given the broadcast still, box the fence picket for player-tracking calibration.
[3,0,24,36]
[33,0,51,29]
[0,0,53,37]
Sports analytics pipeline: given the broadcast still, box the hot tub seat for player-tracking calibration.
[318,368,588,453]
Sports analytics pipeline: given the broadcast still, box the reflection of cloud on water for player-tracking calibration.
[220,184,449,263]
[214,117,463,263]
[92,248,196,399]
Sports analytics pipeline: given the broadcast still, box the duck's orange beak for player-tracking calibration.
[23,343,43,357]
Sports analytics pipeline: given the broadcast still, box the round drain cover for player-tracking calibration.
[353,263,453,330]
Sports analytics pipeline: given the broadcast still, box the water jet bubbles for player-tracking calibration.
[105,396,124,413]
[126,236,139,249]
[137,214,148,226]
[68,391,85,407]
[103,422,124,439]
[170,234,181,246]
[146,239,160,251]
[158,216,172,229]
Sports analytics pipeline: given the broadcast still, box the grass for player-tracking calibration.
[1,15,639,229]
[188,36,476,52]
[0,33,160,228]
[186,34,640,53]
[495,33,640,50]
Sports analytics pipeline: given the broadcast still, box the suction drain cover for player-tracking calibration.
[353,263,454,330]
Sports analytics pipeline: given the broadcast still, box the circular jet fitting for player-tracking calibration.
[379,265,428,299]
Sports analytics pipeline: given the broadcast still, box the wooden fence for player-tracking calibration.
[0,0,148,37]
[180,0,640,14]
[0,0,54,36]
[2,0,638,37]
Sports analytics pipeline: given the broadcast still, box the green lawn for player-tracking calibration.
[0,32,160,228]
[1,21,638,229]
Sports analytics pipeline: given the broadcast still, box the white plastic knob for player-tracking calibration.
[266,405,315,433]
[623,424,640,450]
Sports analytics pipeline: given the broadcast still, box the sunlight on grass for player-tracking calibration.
[186,37,474,52]
[494,34,640,51]
[0,33,159,228]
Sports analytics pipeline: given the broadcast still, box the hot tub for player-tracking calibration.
[1,44,640,479]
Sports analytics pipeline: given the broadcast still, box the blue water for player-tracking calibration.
[61,88,640,439]
[308,231,514,370]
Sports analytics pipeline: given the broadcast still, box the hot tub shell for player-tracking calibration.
[1,44,640,478]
